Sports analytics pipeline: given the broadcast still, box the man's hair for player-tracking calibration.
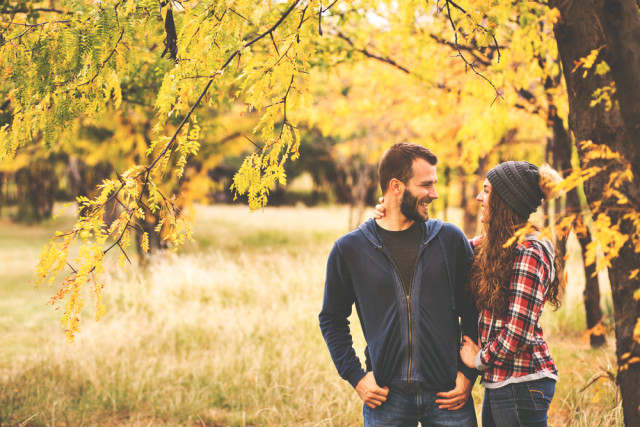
[378,142,438,193]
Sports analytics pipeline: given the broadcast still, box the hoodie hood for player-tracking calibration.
[524,233,556,282]
[357,218,444,248]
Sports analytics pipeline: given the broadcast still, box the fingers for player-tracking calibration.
[438,401,466,410]
[437,371,473,410]
[363,387,389,408]
[436,391,464,400]
[375,197,386,216]
[462,335,475,345]
[436,388,463,399]
[442,399,467,411]
[436,394,468,410]
[356,374,389,408]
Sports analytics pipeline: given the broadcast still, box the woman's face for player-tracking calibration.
[477,179,492,223]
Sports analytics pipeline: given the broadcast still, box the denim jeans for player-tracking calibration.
[482,378,556,427]
[363,389,477,427]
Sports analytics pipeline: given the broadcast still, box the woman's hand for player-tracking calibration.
[460,335,481,369]
[374,197,386,219]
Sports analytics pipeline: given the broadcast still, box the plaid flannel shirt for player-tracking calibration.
[470,236,558,385]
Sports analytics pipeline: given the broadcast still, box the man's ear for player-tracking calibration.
[389,178,404,195]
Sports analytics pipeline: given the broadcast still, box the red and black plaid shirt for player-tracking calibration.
[470,236,558,385]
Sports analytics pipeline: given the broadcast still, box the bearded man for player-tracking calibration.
[319,142,479,426]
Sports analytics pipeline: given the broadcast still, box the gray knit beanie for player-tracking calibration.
[486,161,544,219]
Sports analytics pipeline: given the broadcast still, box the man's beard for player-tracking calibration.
[400,188,430,222]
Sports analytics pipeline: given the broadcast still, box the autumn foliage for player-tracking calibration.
[1,0,640,422]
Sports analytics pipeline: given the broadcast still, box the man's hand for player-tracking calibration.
[355,372,389,409]
[435,371,473,410]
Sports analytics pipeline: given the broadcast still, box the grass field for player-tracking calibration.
[0,205,623,426]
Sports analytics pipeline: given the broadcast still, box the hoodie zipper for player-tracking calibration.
[376,241,429,393]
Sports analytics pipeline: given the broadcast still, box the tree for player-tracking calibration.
[2,0,322,341]
[548,0,640,423]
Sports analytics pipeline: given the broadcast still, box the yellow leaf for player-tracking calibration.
[141,232,150,253]
[547,7,561,25]
[585,322,606,339]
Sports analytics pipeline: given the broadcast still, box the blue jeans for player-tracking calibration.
[363,389,477,427]
[482,378,556,427]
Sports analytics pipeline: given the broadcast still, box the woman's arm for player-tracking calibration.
[476,242,550,368]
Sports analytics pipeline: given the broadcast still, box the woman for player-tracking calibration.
[375,161,563,426]
[459,161,562,427]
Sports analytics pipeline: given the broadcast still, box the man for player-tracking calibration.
[319,142,478,426]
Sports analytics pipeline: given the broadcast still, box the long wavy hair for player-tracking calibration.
[470,188,561,317]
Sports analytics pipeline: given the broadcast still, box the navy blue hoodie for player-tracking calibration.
[319,218,478,394]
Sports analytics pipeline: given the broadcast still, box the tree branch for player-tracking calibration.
[8,19,71,27]
[335,31,411,74]
[147,0,302,172]
[0,8,69,15]
[429,33,493,66]
[443,0,504,104]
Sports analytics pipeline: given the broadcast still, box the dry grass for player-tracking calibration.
[0,205,623,426]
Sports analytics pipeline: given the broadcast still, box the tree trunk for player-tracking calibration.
[347,162,375,230]
[14,162,57,224]
[135,210,166,268]
[0,172,4,217]
[550,0,640,423]
[460,172,476,236]
[548,104,606,348]
[460,156,487,237]
[573,213,606,348]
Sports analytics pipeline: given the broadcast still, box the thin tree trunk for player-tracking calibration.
[459,172,474,236]
[463,157,488,237]
[573,213,606,347]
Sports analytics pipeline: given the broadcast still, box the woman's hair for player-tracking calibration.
[470,165,562,316]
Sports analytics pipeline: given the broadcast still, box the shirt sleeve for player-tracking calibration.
[477,243,550,368]
[318,242,366,388]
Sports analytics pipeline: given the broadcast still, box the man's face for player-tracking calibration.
[399,159,439,222]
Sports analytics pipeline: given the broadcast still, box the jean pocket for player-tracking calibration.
[527,380,554,410]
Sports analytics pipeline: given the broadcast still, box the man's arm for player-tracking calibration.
[456,235,479,382]
[318,242,367,389]
[436,231,478,410]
